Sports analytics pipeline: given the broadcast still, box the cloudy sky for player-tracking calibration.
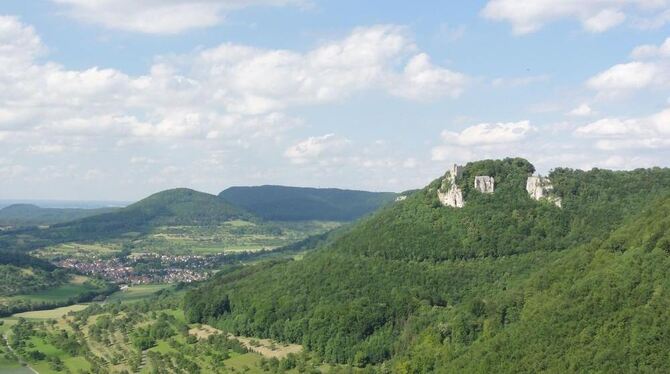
[1,0,670,201]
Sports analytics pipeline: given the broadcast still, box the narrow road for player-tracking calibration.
[3,333,39,374]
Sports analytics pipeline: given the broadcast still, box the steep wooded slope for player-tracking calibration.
[219,185,396,221]
[185,159,670,369]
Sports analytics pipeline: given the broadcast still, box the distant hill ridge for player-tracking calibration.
[219,185,397,221]
[50,187,251,232]
[0,185,394,250]
[0,203,117,226]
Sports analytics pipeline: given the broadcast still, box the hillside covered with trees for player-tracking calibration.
[219,185,397,221]
[185,158,670,370]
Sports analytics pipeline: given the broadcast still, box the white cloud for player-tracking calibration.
[569,103,596,117]
[284,134,350,164]
[631,37,670,59]
[574,107,670,150]
[0,19,465,147]
[0,17,471,197]
[390,53,467,100]
[587,61,662,95]
[587,37,670,97]
[583,9,626,32]
[481,0,668,34]
[184,25,466,112]
[439,120,534,146]
[52,0,306,34]
[431,121,539,165]
[0,15,43,63]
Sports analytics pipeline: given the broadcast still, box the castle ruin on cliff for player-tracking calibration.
[437,164,561,208]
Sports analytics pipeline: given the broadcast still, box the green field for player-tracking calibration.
[0,355,24,373]
[35,242,121,260]
[0,275,113,318]
[31,220,341,258]
[11,304,89,320]
[137,220,341,254]
[7,283,94,303]
[106,284,173,303]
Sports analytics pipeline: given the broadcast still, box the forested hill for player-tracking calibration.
[219,185,397,221]
[184,158,670,370]
[0,188,251,250]
[0,204,117,227]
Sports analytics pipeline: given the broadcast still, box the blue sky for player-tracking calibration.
[1,0,669,201]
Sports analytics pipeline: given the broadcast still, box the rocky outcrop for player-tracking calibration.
[438,164,465,208]
[436,163,562,209]
[395,195,407,202]
[438,184,464,208]
[526,176,561,207]
[474,176,495,193]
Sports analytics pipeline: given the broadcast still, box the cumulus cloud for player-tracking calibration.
[574,107,670,150]
[631,37,670,59]
[0,16,471,197]
[182,25,466,112]
[481,0,668,34]
[439,121,534,146]
[0,16,43,62]
[587,62,660,94]
[583,8,626,32]
[390,53,467,100]
[51,0,306,34]
[284,134,350,164]
[587,37,670,97]
[431,120,539,165]
[0,18,465,146]
[569,103,596,117]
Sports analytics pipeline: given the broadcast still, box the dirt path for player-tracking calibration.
[3,333,39,374]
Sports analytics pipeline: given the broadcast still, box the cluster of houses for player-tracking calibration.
[57,254,211,284]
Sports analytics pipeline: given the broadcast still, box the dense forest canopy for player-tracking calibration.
[185,158,670,370]
[219,185,397,221]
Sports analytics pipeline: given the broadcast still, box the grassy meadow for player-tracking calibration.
[105,284,173,303]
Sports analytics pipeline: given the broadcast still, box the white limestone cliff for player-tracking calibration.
[526,176,562,207]
[474,176,495,193]
[438,184,464,208]
[438,164,465,208]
